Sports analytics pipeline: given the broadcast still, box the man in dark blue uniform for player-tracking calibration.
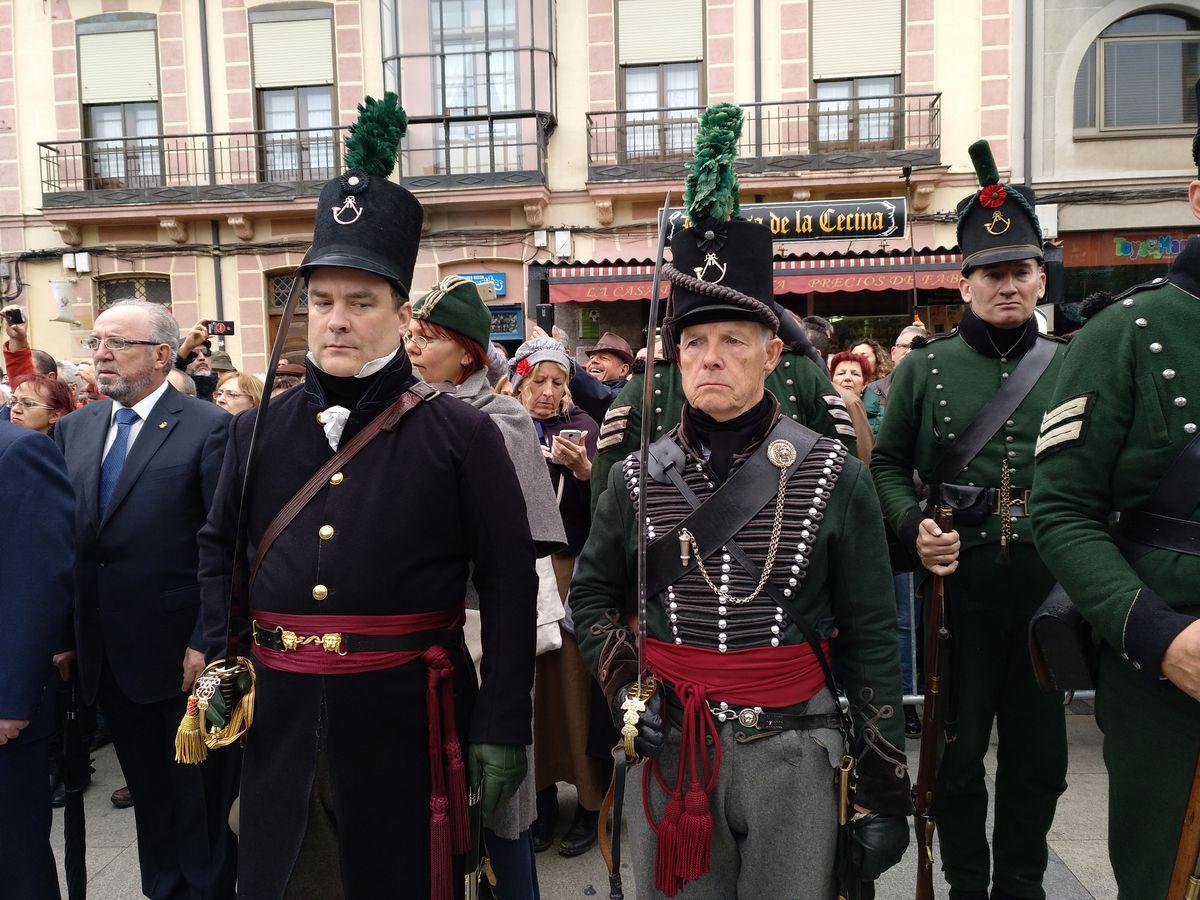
[198,96,538,899]
[0,423,74,898]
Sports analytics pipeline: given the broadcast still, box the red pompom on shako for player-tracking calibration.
[979,184,1007,209]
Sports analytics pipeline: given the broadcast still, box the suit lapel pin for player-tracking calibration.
[159,421,168,429]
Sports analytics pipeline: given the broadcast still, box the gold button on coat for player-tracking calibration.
[329,472,344,485]
[312,585,328,601]
[319,525,334,540]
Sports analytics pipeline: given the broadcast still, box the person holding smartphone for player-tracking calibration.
[509,337,614,858]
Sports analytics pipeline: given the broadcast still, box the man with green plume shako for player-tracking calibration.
[1031,82,1200,898]
[871,140,1068,899]
[571,103,910,898]
[589,117,857,518]
[197,95,537,899]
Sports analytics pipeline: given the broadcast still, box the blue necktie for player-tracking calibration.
[100,407,139,517]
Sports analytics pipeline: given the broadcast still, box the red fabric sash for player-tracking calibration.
[252,609,469,900]
[643,637,831,896]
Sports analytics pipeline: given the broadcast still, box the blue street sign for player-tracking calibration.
[462,272,507,296]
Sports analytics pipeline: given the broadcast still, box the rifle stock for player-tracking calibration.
[915,506,954,900]
[1168,752,1200,899]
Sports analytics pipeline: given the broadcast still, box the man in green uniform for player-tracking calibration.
[871,140,1068,900]
[571,103,909,898]
[1030,98,1200,898]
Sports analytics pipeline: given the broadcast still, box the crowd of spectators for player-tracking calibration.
[2,291,944,896]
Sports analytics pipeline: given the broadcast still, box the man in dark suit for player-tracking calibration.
[0,423,74,898]
[55,299,235,899]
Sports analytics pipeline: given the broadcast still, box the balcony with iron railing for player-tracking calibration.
[585,94,941,183]
[37,113,553,209]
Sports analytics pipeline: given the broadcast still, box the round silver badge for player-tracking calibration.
[767,439,797,469]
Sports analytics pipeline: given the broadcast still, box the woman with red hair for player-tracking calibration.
[8,374,74,436]
[407,275,567,897]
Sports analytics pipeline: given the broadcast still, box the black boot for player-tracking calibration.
[531,786,559,853]
[904,704,923,738]
[948,891,988,900]
[558,806,599,857]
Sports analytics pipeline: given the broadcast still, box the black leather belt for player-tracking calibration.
[1115,509,1200,559]
[707,702,843,733]
[251,621,460,655]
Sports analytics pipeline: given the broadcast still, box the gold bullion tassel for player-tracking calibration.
[997,458,1012,566]
[174,696,207,764]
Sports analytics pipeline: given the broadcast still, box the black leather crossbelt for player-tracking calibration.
[251,621,460,655]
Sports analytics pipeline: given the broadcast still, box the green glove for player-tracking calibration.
[467,743,527,817]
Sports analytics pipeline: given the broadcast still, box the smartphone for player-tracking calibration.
[207,320,236,336]
[3,307,24,325]
[558,429,583,443]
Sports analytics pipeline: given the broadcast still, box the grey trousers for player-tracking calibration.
[627,693,844,899]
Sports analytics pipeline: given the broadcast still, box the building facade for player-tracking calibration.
[4,0,1030,373]
[1032,0,1200,330]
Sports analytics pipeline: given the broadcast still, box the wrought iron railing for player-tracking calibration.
[585,94,941,182]
[38,113,553,207]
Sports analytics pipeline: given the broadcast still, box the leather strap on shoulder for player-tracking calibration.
[932,337,1056,485]
[249,383,438,585]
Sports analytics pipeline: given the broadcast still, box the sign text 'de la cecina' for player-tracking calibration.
[667,197,908,243]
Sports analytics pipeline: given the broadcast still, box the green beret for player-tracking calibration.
[411,275,493,351]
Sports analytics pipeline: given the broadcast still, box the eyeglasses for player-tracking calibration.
[6,396,54,411]
[81,336,163,352]
[893,341,913,350]
[194,346,212,357]
[212,390,246,400]
[403,332,449,352]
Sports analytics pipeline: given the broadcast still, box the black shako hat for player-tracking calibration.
[667,216,778,332]
[663,103,779,335]
[956,139,1042,273]
[295,94,423,297]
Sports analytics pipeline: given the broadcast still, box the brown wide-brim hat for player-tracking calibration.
[275,358,306,377]
[584,331,634,365]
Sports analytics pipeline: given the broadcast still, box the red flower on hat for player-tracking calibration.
[979,184,1007,209]
[516,358,531,378]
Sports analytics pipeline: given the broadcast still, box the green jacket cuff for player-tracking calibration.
[1123,588,1196,678]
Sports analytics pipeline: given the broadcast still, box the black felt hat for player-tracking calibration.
[663,104,779,335]
[295,94,423,297]
[956,140,1042,273]
[667,216,778,332]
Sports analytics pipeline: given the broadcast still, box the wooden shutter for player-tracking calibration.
[251,18,334,89]
[618,0,703,65]
[78,29,159,104]
[811,0,902,80]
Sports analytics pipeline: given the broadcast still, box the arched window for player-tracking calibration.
[97,275,171,311]
[1074,10,1200,132]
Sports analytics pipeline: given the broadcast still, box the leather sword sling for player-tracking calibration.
[249,380,438,586]
[1030,430,1200,694]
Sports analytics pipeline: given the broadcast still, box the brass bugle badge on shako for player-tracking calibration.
[175,656,257,764]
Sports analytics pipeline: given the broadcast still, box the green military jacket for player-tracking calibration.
[591,351,856,516]
[571,399,908,813]
[872,310,1067,558]
[1031,243,1200,677]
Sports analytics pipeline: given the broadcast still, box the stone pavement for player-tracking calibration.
[53,703,1114,899]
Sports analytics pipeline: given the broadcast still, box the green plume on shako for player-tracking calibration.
[683,102,744,225]
[343,92,408,178]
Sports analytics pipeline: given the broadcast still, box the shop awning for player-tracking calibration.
[547,251,963,303]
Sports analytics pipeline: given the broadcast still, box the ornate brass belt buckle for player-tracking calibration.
[279,628,299,651]
[320,632,347,656]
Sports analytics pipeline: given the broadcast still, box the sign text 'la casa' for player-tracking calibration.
[667,197,907,243]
